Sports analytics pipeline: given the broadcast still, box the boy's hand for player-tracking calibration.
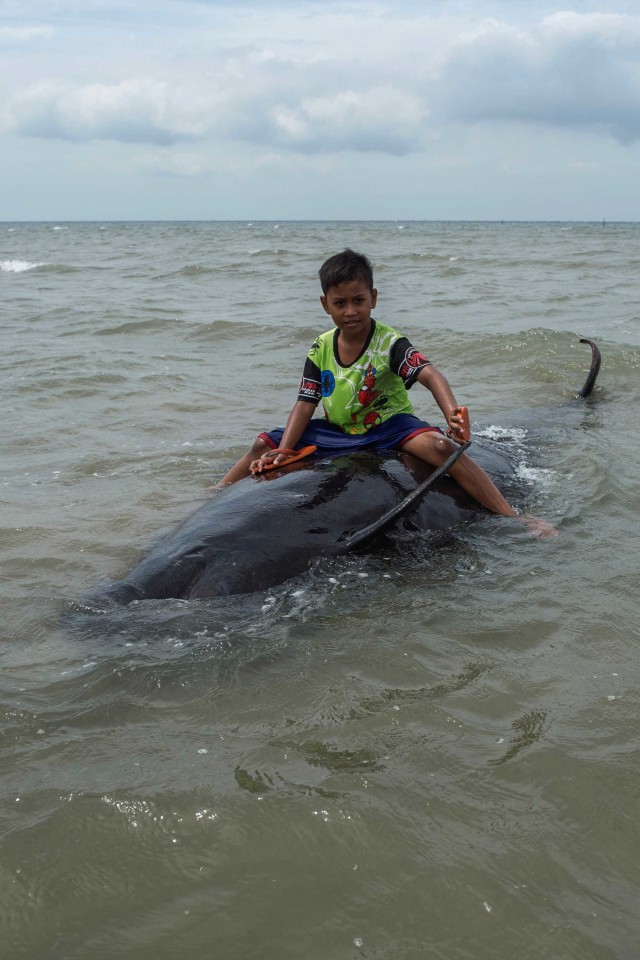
[447,406,471,443]
[250,445,317,474]
[250,451,286,474]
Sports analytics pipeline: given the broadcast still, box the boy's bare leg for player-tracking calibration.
[401,432,557,537]
[210,437,271,489]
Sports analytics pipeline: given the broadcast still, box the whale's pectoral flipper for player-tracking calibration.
[340,441,471,552]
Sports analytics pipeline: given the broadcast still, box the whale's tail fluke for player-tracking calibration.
[578,338,601,398]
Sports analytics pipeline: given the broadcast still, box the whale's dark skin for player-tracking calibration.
[101,447,501,604]
[94,339,601,604]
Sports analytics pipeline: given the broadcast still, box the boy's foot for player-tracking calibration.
[206,480,232,494]
[521,515,558,538]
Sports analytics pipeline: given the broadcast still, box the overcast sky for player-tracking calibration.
[1,0,639,221]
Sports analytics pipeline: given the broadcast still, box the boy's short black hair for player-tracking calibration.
[318,249,374,294]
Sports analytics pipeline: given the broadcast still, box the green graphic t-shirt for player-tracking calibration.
[297,319,431,435]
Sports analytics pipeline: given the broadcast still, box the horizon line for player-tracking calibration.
[2,217,636,225]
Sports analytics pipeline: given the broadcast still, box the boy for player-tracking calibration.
[220,249,556,537]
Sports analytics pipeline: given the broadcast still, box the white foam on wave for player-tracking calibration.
[476,424,556,489]
[1,260,45,273]
[516,463,555,489]
[475,424,528,444]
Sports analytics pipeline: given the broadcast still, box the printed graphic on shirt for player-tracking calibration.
[321,370,336,397]
[360,409,382,430]
[397,346,430,385]
[358,363,381,407]
[299,375,321,401]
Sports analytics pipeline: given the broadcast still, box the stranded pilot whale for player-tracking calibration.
[91,339,601,605]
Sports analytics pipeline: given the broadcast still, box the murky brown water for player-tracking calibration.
[2,221,639,959]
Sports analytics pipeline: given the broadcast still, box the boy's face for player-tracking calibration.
[320,279,377,338]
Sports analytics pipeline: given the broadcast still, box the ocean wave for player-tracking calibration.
[515,461,555,489]
[1,260,83,275]
[476,425,528,444]
[187,318,275,341]
[153,264,219,279]
[94,317,181,335]
[1,259,47,273]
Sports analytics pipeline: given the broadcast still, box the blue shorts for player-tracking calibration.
[259,413,442,455]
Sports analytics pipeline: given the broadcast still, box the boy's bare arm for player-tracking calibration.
[416,365,465,436]
[280,400,316,449]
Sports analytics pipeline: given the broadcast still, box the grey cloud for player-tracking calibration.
[3,60,426,156]
[0,26,52,43]
[435,13,640,143]
[257,88,426,156]
[3,78,229,146]
[2,10,640,156]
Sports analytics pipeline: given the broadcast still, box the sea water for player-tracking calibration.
[1,221,639,959]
